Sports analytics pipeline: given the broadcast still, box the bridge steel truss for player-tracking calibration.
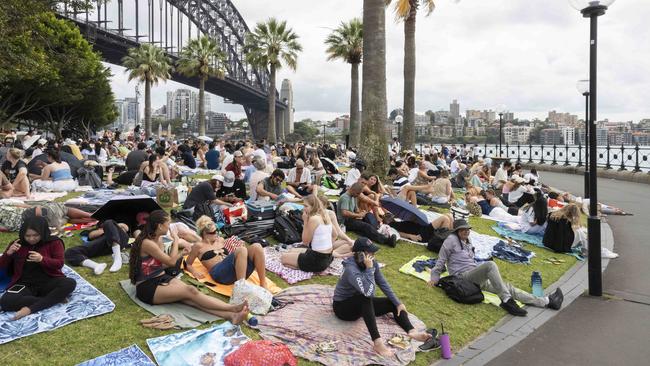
[57,0,286,139]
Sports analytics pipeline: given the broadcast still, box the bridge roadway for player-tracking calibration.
[487,171,650,366]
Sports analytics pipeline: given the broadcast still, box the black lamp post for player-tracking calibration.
[577,79,590,198]
[321,123,327,145]
[496,104,506,156]
[571,0,615,297]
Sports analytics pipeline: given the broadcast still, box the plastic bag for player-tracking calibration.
[230,279,273,315]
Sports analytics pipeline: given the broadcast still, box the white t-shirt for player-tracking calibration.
[287,167,312,184]
[524,172,540,184]
[494,168,508,184]
[407,168,419,183]
[344,168,361,187]
[450,160,461,174]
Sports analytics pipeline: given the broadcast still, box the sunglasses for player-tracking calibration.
[205,229,218,235]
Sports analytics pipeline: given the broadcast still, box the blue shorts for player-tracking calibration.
[208,253,255,285]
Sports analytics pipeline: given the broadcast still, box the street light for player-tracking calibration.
[394,115,403,143]
[321,123,328,145]
[242,121,249,141]
[577,79,590,198]
[496,104,507,156]
[570,0,616,297]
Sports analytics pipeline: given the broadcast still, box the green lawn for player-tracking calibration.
[0,194,577,365]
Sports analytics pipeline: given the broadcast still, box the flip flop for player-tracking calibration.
[314,341,338,354]
[387,334,410,349]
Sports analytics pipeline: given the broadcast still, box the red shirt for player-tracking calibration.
[0,239,66,288]
[225,162,242,179]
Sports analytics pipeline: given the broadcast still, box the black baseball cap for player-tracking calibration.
[352,237,380,253]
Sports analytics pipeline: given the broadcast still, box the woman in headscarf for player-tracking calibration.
[0,217,77,320]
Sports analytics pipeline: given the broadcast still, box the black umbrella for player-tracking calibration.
[92,195,163,230]
[380,197,430,226]
[320,157,339,175]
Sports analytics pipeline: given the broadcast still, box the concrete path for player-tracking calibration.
[487,171,650,366]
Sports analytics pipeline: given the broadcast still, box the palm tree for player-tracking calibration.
[359,0,390,174]
[121,44,172,138]
[391,0,436,151]
[245,18,302,143]
[177,36,226,136]
[325,18,363,148]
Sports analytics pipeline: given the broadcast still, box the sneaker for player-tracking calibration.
[601,248,619,259]
[386,234,397,248]
[418,337,441,352]
[426,328,438,338]
[546,288,564,310]
[500,298,527,316]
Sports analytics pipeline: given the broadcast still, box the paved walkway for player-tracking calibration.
[485,172,650,365]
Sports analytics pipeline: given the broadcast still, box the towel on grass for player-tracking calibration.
[76,344,155,366]
[119,279,220,329]
[0,265,115,345]
[147,322,249,366]
[492,225,544,247]
[263,246,344,284]
[252,285,425,366]
[183,257,282,296]
[398,256,517,308]
[0,192,68,204]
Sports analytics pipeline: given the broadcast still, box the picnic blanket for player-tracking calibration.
[252,285,425,366]
[76,345,156,366]
[146,322,249,366]
[0,265,115,345]
[264,246,344,284]
[492,225,544,247]
[0,192,68,204]
[398,256,515,308]
[183,257,282,296]
[119,279,221,329]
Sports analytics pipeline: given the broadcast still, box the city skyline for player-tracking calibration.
[107,0,650,124]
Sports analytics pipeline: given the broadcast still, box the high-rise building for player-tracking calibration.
[450,99,460,120]
[504,126,532,144]
[166,89,211,123]
[561,127,576,145]
[207,112,228,135]
[280,79,294,134]
[596,128,608,146]
[548,111,578,126]
[541,129,562,145]
[112,99,128,130]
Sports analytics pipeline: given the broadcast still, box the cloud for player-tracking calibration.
[102,0,650,123]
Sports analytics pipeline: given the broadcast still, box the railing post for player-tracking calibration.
[484,143,487,158]
[619,144,625,171]
[517,143,521,163]
[505,143,509,159]
[634,144,641,172]
[552,144,558,165]
[606,144,612,169]
[562,144,567,166]
[540,144,545,164]
[528,143,533,163]
[577,143,583,167]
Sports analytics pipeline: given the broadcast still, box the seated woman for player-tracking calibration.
[129,210,249,323]
[186,216,268,288]
[307,154,325,184]
[1,148,30,198]
[317,194,354,258]
[333,237,432,357]
[280,194,335,271]
[467,189,520,224]
[65,220,130,275]
[507,176,535,207]
[139,154,171,186]
[0,217,77,320]
[515,190,548,235]
[399,170,453,207]
[31,149,78,192]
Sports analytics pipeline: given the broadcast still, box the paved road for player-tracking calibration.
[488,171,650,366]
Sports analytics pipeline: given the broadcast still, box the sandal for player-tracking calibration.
[140,314,177,330]
[314,341,338,354]
[387,334,410,349]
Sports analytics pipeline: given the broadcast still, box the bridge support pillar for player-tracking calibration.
[245,107,286,142]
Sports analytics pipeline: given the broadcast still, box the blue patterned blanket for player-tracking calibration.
[0,265,115,345]
[76,345,155,366]
[492,225,545,247]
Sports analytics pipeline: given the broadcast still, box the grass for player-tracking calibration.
[0,191,577,365]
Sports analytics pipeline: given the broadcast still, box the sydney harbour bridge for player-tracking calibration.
[56,0,288,139]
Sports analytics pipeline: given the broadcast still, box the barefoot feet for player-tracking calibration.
[373,338,395,358]
[13,306,32,321]
[408,330,432,342]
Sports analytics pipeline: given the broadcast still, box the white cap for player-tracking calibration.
[223,171,235,187]
[212,174,224,182]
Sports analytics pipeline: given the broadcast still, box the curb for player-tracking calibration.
[520,163,650,185]
[432,221,615,366]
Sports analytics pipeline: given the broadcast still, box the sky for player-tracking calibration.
[105,0,650,123]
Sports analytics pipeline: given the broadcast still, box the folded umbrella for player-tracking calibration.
[380,196,429,226]
[320,157,339,175]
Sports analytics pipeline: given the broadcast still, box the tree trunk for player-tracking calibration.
[349,62,361,147]
[199,77,206,136]
[267,65,277,143]
[402,6,417,151]
[145,79,152,139]
[360,0,389,176]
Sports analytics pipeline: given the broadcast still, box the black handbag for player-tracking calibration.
[437,275,484,304]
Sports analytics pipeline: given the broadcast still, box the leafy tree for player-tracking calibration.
[390,0,438,151]
[325,18,363,147]
[122,44,172,138]
[286,121,318,143]
[359,0,390,175]
[177,36,226,136]
[245,18,302,142]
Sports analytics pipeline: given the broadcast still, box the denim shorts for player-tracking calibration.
[208,253,255,285]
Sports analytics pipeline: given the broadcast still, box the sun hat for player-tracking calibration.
[452,219,472,232]
[211,174,224,182]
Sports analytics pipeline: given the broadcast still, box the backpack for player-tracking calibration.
[76,166,102,188]
[437,275,484,304]
[192,201,216,221]
[273,211,303,244]
[321,176,339,189]
[426,228,452,253]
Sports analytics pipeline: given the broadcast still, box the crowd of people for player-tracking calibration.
[0,128,629,357]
